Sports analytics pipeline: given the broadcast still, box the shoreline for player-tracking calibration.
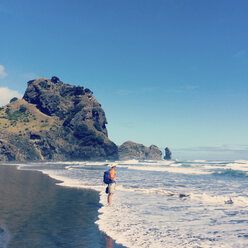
[0,164,126,248]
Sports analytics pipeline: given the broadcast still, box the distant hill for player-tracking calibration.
[0,77,118,161]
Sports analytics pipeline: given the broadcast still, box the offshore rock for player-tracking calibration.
[164,147,172,160]
[0,77,118,161]
[118,141,162,160]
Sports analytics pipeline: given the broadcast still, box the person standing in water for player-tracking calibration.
[108,163,117,206]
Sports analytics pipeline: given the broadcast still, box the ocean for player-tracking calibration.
[14,159,248,248]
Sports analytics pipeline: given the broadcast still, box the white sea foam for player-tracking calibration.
[116,159,174,166]
[117,164,211,175]
[234,160,248,163]
[39,161,88,165]
[116,159,139,164]
[226,162,248,172]
[117,184,179,197]
[190,192,248,206]
[97,189,248,248]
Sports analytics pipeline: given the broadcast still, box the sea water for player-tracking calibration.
[16,160,248,248]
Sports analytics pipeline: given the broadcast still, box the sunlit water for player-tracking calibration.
[15,159,248,248]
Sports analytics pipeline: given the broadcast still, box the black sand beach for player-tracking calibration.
[0,164,125,248]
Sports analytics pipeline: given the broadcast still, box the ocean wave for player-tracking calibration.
[96,190,248,248]
[234,160,248,163]
[212,169,248,177]
[116,185,189,198]
[116,185,248,207]
[117,164,211,175]
[190,193,248,206]
[192,160,207,163]
[225,162,248,172]
[96,191,187,248]
[116,159,174,166]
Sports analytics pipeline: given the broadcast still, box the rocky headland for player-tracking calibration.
[0,77,166,162]
[0,77,118,161]
[118,141,162,160]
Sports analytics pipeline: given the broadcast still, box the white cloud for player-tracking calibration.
[0,65,7,78]
[0,87,23,106]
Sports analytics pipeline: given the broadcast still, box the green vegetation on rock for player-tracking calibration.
[0,77,119,162]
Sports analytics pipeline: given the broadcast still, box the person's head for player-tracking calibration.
[110,163,117,169]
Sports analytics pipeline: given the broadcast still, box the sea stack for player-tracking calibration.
[164,147,172,160]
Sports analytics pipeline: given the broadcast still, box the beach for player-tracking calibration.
[10,160,248,248]
[1,160,247,247]
[0,164,125,248]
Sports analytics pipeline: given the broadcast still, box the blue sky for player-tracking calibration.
[0,0,248,160]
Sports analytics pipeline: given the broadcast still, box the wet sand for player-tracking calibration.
[0,164,125,248]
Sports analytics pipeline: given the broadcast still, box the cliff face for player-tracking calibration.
[0,77,118,161]
[118,141,162,160]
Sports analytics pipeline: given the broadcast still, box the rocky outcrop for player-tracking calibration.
[0,77,118,161]
[164,147,172,160]
[118,141,162,160]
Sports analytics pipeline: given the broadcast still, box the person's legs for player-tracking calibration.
[107,183,116,206]
[108,193,113,206]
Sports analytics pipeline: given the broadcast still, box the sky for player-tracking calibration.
[0,0,248,160]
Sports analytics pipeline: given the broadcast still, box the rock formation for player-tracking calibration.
[0,77,118,161]
[118,141,162,160]
[164,147,172,160]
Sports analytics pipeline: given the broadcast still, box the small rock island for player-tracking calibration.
[118,141,162,160]
[164,147,172,160]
